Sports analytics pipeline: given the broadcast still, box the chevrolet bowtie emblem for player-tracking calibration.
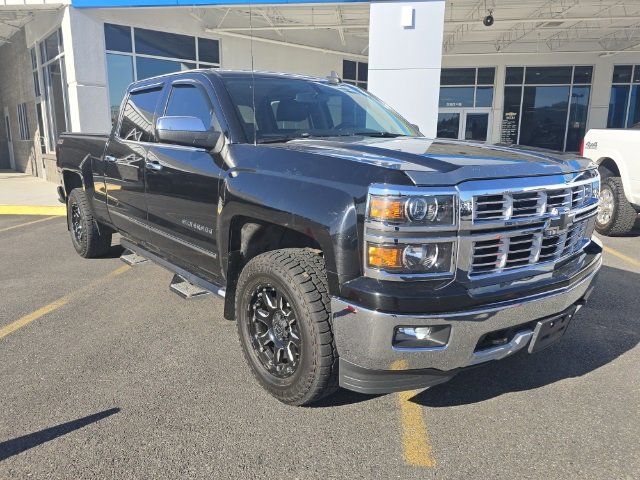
[546,210,574,235]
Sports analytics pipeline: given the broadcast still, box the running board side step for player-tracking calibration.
[120,239,226,299]
[170,274,211,299]
[120,249,148,266]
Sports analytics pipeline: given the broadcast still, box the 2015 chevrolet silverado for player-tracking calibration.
[56,70,602,406]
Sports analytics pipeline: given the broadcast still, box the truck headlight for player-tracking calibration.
[368,194,455,226]
[367,242,454,274]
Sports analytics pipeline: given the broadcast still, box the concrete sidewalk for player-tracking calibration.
[0,170,65,215]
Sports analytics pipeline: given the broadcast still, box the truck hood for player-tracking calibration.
[277,137,594,186]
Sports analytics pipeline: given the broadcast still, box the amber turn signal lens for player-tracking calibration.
[368,245,403,269]
[368,197,406,222]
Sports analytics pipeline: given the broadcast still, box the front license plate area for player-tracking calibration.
[527,309,575,354]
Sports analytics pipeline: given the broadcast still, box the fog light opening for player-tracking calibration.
[393,325,451,349]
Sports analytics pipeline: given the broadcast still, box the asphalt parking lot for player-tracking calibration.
[1,214,639,479]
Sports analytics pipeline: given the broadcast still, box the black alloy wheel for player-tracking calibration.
[70,202,85,244]
[248,284,301,378]
[67,188,112,258]
[235,248,339,406]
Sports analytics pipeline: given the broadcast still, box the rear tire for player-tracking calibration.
[67,188,112,258]
[596,176,637,236]
[235,248,338,406]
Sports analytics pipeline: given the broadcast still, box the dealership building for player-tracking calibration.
[1,0,640,182]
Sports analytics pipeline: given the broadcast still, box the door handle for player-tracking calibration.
[104,155,117,163]
[145,160,163,171]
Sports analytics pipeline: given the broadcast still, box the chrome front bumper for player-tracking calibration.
[332,254,601,392]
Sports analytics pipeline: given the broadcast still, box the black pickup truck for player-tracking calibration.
[56,70,602,406]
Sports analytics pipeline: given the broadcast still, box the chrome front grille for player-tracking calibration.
[469,220,592,276]
[473,184,594,222]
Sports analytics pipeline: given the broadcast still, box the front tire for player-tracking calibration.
[235,248,338,406]
[67,188,112,258]
[596,176,637,236]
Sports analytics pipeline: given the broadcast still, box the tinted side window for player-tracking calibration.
[165,84,215,130]
[119,87,162,142]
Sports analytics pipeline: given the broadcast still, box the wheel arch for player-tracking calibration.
[595,155,634,204]
[61,169,85,197]
[222,217,329,320]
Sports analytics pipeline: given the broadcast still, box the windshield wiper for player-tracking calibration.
[256,136,299,144]
[348,132,407,138]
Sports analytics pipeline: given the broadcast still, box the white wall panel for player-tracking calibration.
[368,1,446,137]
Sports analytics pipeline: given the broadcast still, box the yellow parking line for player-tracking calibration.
[392,360,436,467]
[603,245,640,269]
[0,265,131,341]
[0,215,60,233]
[0,205,66,216]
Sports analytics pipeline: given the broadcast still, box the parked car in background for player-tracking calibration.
[582,127,640,235]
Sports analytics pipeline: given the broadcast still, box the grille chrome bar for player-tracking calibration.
[472,184,595,223]
[468,219,594,277]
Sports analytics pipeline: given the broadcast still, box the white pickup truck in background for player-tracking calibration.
[581,127,640,235]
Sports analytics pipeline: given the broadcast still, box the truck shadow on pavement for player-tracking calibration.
[0,408,120,462]
[411,265,639,407]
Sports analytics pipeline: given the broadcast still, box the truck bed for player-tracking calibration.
[56,133,109,171]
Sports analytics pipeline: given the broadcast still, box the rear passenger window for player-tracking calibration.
[119,87,162,142]
[165,84,216,130]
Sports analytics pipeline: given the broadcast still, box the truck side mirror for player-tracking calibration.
[156,116,221,150]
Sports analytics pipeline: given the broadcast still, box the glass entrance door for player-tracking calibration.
[437,108,491,142]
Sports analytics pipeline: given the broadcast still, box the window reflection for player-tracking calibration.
[106,54,134,124]
[566,86,590,152]
[437,113,460,139]
[502,65,592,151]
[519,86,570,151]
[104,23,221,126]
[136,57,196,80]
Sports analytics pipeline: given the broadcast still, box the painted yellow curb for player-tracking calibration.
[0,205,66,216]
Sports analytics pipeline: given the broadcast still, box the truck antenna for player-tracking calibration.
[249,1,257,146]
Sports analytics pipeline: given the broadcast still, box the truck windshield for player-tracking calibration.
[222,76,420,143]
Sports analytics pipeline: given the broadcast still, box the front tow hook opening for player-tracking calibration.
[469,330,534,366]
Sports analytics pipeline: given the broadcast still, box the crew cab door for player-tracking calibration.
[144,77,225,281]
[103,84,163,242]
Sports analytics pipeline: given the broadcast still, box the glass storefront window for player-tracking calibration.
[343,59,368,89]
[608,65,640,128]
[465,113,489,141]
[612,65,632,83]
[566,86,590,152]
[573,66,593,84]
[441,68,476,86]
[519,86,570,151]
[502,65,592,151]
[524,66,572,85]
[505,67,524,85]
[106,54,134,124]
[36,103,46,154]
[436,113,460,139]
[438,68,496,109]
[44,58,69,151]
[42,30,61,63]
[627,85,640,128]
[104,23,132,53]
[477,68,495,85]
[104,23,221,125]
[439,87,474,108]
[475,87,494,108]
[33,28,68,152]
[136,57,196,80]
[199,38,220,64]
[608,85,630,128]
[134,28,196,60]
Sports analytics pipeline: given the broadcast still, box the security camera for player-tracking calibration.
[483,13,494,27]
